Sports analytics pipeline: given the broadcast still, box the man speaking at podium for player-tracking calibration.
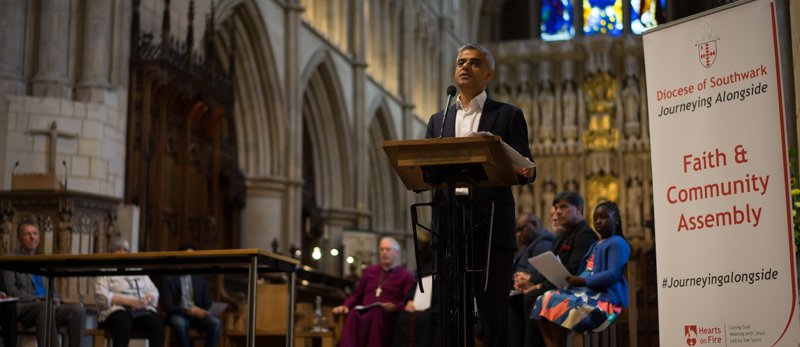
[424,43,534,347]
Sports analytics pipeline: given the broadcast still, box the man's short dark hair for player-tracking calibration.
[457,43,495,70]
[552,191,584,211]
[16,221,37,237]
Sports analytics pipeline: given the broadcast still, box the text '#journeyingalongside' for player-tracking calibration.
[661,268,779,290]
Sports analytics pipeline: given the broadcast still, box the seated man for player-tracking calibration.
[0,272,18,347]
[523,191,598,347]
[95,239,165,347]
[160,243,221,347]
[2,221,85,347]
[333,237,415,347]
[508,211,554,346]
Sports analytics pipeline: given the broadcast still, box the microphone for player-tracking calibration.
[62,160,68,189]
[11,161,19,175]
[439,85,458,138]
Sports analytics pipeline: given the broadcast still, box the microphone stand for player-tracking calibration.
[439,86,457,138]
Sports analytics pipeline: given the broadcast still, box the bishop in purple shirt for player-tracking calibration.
[334,237,415,347]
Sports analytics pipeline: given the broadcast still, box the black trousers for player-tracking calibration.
[100,310,165,347]
[0,302,17,347]
[433,194,516,347]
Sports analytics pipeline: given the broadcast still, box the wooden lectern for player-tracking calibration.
[383,135,519,347]
[11,173,63,190]
[383,135,518,190]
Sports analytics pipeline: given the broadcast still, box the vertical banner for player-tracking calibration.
[644,0,798,346]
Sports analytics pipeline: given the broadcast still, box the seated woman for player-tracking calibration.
[95,239,165,347]
[531,201,631,347]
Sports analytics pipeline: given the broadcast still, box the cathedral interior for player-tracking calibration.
[0,0,799,345]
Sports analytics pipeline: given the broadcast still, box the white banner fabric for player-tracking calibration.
[644,0,799,346]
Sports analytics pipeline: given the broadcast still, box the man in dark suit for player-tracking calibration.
[524,191,598,347]
[0,272,18,347]
[160,243,221,347]
[509,211,554,346]
[425,43,535,347]
[2,221,86,347]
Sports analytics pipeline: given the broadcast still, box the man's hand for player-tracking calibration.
[126,297,148,310]
[404,301,416,312]
[188,306,209,318]
[514,158,535,178]
[513,272,532,291]
[522,283,541,294]
[514,166,533,178]
[379,302,396,312]
[332,305,349,315]
[144,294,156,305]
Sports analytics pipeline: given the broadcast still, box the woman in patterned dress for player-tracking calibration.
[531,201,631,347]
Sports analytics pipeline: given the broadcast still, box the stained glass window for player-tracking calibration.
[583,0,623,36]
[631,0,666,34]
[541,0,575,41]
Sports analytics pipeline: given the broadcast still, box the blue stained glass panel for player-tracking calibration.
[583,0,623,36]
[631,0,666,34]
[541,0,575,41]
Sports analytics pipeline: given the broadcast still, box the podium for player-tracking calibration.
[383,135,520,347]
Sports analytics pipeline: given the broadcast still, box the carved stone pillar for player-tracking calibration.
[56,198,74,254]
[0,0,27,95]
[32,0,72,98]
[537,61,555,145]
[0,201,14,254]
[76,0,112,101]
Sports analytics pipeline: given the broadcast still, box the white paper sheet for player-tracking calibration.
[528,251,570,289]
[411,275,433,311]
[470,132,536,169]
[208,302,229,317]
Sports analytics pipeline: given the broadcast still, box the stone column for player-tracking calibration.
[32,0,72,98]
[0,0,27,95]
[282,0,304,254]
[76,0,112,102]
[241,177,294,251]
[353,0,369,228]
[399,1,414,140]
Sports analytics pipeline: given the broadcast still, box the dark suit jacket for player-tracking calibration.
[551,219,599,280]
[513,230,555,285]
[2,253,61,302]
[525,220,598,308]
[425,97,534,248]
[160,274,213,317]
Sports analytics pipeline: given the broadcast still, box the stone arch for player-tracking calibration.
[215,0,286,177]
[300,49,354,209]
[366,97,404,231]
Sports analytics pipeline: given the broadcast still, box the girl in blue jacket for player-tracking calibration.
[531,200,631,347]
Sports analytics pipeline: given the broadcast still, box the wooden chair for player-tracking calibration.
[165,324,209,347]
[569,263,638,347]
[86,327,150,347]
[16,323,68,346]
